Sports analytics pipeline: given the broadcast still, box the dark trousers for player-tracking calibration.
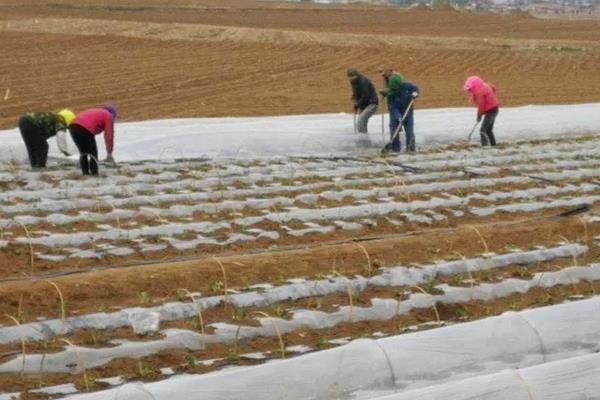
[19,116,49,168]
[480,107,498,146]
[69,124,98,175]
[389,100,415,153]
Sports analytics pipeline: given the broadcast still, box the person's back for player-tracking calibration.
[472,82,499,115]
[351,74,378,110]
[396,81,419,113]
[22,112,65,140]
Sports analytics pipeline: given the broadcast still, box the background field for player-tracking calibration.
[1,0,600,128]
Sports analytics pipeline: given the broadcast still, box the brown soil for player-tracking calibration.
[1,209,598,322]
[1,0,600,128]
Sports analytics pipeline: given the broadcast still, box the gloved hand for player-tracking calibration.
[411,92,419,98]
[477,113,482,122]
[353,104,359,113]
[105,153,116,165]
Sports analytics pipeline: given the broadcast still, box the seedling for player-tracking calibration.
[411,285,441,324]
[253,311,285,358]
[46,280,66,320]
[452,251,475,288]
[137,360,154,379]
[208,278,223,293]
[577,217,589,244]
[332,271,356,322]
[137,291,151,304]
[228,325,243,363]
[213,258,229,304]
[356,243,373,276]
[558,235,579,266]
[16,221,34,270]
[60,339,89,391]
[468,226,489,254]
[177,288,205,335]
[4,314,26,375]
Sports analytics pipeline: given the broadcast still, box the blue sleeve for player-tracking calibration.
[406,82,419,94]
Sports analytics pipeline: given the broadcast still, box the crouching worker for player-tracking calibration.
[69,105,116,175]
[347,67,378,133]
[464,76,499,146]
[18,109,75,168]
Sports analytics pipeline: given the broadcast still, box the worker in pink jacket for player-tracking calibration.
[464,76,499,146]
[68,105,116,175]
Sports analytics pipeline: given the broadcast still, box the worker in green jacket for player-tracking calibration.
[18,110,74,168]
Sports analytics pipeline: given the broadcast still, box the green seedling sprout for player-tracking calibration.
[213,258,229,304]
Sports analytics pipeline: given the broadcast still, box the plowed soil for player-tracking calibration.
[1,0,600,128]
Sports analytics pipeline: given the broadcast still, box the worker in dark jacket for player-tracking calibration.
[392,81,419,152]
[18,109,74,168]
[347,67,378,134]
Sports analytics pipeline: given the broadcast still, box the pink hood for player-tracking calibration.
[464,75,499,114]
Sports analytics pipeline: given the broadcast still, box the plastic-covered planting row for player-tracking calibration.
[3,177,600,243]
[8,181,600,251]
[1,253,594,374]
[0,244,585,344]
[0,162,404,203]
[2,142,599,205]
[368,351,600,400]
[1,174,529,225]
[5,263,599,374]
[398,137,600,163]
[0,175,530,232]
[0,158,370,184]
[403,145,600,170]
[63,297,600,400]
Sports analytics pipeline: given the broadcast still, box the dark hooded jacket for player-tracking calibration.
[350,74,378,111]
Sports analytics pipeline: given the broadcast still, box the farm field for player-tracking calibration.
[1,0,600,127]
[1,0,600,398]
[0,133,599,398]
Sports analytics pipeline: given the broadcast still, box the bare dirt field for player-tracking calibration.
[1,0,600,128]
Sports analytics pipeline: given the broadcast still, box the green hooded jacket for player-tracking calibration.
[381,72,404,99]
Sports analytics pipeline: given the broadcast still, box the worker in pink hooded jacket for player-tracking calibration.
[68,105,116,175]
[464,76,499,146]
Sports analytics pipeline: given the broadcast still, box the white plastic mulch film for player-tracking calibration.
[367,351,600,400]
[64,296,600,400]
